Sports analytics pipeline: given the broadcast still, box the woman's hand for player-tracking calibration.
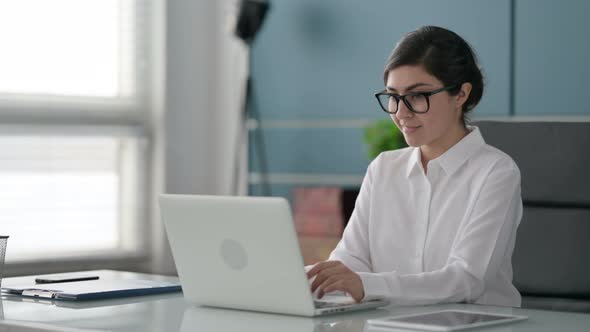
[307,260,365,302]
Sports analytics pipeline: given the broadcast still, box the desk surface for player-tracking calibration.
[1,270,589,332]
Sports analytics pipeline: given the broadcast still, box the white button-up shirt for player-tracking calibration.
[329,126,522,307]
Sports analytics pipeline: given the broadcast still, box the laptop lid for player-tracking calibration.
[159,194,318,316]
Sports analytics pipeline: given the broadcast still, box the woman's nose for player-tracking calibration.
[396,100,413,119]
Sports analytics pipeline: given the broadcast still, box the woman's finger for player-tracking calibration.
[318,279,345,299]
[310,264,346,292]
[306,260,341,279]
[326,277,364,302]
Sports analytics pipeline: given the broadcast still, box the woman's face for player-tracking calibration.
[385,65,466,149]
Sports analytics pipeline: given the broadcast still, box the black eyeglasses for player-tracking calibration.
[374,85,457,114]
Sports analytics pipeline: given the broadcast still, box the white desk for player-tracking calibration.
[1,270,589,332]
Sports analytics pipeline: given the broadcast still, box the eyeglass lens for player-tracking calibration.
[377,93,429,113]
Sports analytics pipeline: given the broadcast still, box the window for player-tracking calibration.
[0,0,138,99]
[0,0,154,264]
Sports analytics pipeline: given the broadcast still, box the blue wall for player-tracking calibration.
[248,0,586,198]
[514,0,590,115]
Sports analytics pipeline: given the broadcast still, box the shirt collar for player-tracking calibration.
[405,147,422,177]
[405,126,486,178]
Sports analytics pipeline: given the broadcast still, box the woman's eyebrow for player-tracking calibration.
[386,82,433,92]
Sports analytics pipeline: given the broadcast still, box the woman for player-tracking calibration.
[307,26,522,307]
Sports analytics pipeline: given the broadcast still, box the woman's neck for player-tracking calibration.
[420,125,469,173]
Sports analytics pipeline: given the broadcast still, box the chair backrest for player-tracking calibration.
[476,121,590,299]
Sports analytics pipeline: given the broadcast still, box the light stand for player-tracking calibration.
[232,0,271,196]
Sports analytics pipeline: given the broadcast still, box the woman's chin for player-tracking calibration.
[403,136,421,147]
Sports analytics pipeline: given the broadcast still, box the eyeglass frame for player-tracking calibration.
[374,85,458,114]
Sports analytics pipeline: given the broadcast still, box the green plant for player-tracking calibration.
[363,119,407,159]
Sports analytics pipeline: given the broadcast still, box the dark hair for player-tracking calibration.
[384,26,484,124]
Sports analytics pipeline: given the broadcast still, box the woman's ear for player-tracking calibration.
[455,82,472,109]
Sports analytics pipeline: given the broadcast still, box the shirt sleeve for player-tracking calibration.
[327,155,381,273]
[358,159,523,305]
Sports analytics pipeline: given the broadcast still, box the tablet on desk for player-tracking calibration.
[368,310,527,331]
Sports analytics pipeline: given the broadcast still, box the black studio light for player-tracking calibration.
[235,0,269,45]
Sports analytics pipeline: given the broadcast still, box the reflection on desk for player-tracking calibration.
[180,306,391,332]
[0,319,105,332]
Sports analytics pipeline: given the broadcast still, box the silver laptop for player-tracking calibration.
[159,194,389,316]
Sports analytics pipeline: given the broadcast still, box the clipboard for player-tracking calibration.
[2,279,182,301]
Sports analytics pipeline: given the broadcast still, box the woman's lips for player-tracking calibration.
[402,125,421,134]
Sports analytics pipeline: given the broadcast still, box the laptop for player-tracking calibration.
[159,194,389,316]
